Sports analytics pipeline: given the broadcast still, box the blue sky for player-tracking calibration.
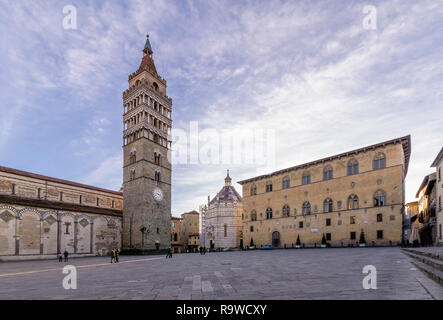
[0,0,442,216]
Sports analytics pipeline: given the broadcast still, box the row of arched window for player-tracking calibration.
[250,153,386,196]
[246,190,387,220]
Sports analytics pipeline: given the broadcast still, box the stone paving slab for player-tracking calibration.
[0,248,441,299]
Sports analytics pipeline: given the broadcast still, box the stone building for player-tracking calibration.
[122,34,172,253]
[430,146,443,245]
[202,171,243,250]
[171,216,183,253]
[404,201,419,244]
[0,166,122,260]
[416,173,437,245]
[238,136,411,248]
[181,211,200,252]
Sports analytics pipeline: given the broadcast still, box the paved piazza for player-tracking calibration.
[0,248,441,300]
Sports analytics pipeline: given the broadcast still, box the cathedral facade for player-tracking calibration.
[201,171,243,250]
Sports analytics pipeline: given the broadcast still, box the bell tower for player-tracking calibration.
[122,34,172,253]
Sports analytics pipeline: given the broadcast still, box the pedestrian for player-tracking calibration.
[115,248,120,263]
[166,247,172,258]
[58,252,63,262]
[110,248,115,263]
[63,250,69,262]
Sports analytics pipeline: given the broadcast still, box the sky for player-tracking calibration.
[0,0,442,216]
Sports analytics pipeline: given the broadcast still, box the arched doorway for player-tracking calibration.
[272,231,280,247]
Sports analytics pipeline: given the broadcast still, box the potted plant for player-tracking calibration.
[296,235,301,248]
[359,230,366,247]
[321,234,327,248]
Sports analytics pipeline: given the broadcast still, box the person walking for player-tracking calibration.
[115,248,120,263]
[166,247,172,258]
[58,252,63,262]
[63,250,69,262]
[110,248,115,263]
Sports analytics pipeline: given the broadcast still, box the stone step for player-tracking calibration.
[403,250,443,273]
[410,259,443,287]
[402,248,443,262]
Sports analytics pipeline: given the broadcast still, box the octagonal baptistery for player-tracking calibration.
[202,171,243,250]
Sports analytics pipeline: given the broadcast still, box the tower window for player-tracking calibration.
[11,184,15,195]
[79,195,82,204]
[224,224,227,237]
[60,192,63,201]
[97,198,100,206]
[37,188,41,199]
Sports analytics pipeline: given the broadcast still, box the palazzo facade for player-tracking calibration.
[239,136,411,248]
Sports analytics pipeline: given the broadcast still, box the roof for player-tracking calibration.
[181,210,199,215]
[431,146,443,167]
[238,135,411,185]
[415,173,436,198]
[143,34,153,54]
[0,165,122,196]
[210,185,242,204]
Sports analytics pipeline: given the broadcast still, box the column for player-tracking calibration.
[90,221,94,254]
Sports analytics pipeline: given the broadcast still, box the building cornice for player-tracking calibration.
[0,194,122,217]
[237,135,411,185]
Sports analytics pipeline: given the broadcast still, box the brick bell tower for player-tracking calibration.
[122,34,172,253]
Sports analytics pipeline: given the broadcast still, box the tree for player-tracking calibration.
[321,233,327,245]
[359,230,366,244]
[296,235,301,246]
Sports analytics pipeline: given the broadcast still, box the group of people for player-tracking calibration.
[58,250,69,262]
[110,248,120,263]
[199,246,207,255]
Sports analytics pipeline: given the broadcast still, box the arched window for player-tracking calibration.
[266,207,273,219]
[153,82,159,91]
[373,190,386,207]
[266,181,273,192]
[155,170,161,183]
[373,153,386,170]
[347,159,359,176]
[250,184,257,196]
[347,194,359,210]
[129,148,136,164]
[302,202,311,215]
[156,153,161,165]
[323,198,333,213]
[282,176,290,189]
[282,205,290,217]
[251,210,257,221]
[302,171,311,185]
[323,165,333,180]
